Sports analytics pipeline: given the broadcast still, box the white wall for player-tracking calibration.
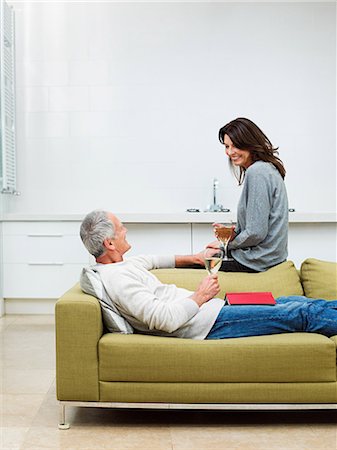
[5,1,336,216]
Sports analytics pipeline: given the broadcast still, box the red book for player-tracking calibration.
[224,292,276,306]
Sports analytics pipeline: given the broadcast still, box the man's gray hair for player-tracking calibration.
[80,210,115,258]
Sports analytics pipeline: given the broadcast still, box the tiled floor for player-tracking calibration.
[0,315,336,450]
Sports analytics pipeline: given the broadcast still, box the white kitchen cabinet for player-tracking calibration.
[1,216,336,309]
[2,221,90,298]
[2,221,192,299]
[191,224,215,253]
[4,234,88,264]
[125,223,191,257]
[3,263,87,298]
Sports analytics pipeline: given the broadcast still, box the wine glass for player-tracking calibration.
[213,222,234,261]
[204,247,224,275]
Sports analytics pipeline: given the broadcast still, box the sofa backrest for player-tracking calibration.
[300,258,337,300]
[152,260,304,299]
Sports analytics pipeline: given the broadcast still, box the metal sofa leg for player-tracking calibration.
[58,403,70,430]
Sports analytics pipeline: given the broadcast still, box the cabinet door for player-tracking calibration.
[3,263,85,298]
[2,221,89,298]
[191,224,215,253]
[3,221,89,264]
[3,235,88,264]
[2,221,192,299]
[124,223,192,256]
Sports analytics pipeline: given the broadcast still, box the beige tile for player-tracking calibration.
[306,425,337,450]
[30,394,69,429]
[11,315,55,326]
[0,426,29,449]
[0,341,55,370]
[47,379,56,396]
[0,394,45,427]
[0,369,55,394]
[1,315,337,450]
[170,424,321,450]
[22,425,173,449]
[0,316,17,332]
[1,323,55,341]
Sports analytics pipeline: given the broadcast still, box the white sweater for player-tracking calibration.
[95,255,224,340]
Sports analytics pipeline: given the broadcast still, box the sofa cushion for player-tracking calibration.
[80,267,133,334]
[152,260,304,299]
[300,258,337,300]
[99,332,336,383]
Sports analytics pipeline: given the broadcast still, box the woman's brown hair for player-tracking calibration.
[218,117,286,185]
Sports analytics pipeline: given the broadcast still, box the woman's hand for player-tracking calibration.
[206,240,221,249]
[212,222,236,241]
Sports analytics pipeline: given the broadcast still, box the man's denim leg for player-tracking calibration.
[277,296,337,336]
[206,296,337,340]
[306,299,337,336]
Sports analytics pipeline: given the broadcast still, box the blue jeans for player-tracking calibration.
[206,296,337,339]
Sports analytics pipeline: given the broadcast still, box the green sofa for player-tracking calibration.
[55,258,337,429]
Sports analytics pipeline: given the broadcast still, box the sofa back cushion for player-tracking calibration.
[80,267,134,334]
[300,258,337,300]
[153,260,304,299]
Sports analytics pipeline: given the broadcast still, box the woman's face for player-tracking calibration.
[223,134,253,169]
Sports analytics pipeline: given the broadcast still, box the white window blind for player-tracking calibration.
[0,0,17,195]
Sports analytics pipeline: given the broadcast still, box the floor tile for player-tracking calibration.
[307,424,337,450]
[0,317,55,371]
[0,316,17,332]
[0,368,55,394]
[1,315,337,450]
[174,422,336,449]
[0,334,55,370]
[0,394,45,427]
[0,426,29,449]
[11,315,55,326]
[22,425,173,449]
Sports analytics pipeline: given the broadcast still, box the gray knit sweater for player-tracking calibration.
[96,255,224,340]
[229,161,288,271]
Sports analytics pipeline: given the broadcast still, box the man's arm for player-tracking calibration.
[175,254,204,268]
[129,253,205,270]
[100,271,219,334]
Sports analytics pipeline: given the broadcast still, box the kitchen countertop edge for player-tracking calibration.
[0,212,336,223]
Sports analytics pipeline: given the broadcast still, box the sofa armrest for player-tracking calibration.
[55,283,103,401]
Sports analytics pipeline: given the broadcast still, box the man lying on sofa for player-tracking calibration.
[79,209,337,340]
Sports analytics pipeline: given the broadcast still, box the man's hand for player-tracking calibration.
[190,275,220,307]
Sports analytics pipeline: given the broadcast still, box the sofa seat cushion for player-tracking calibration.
[152,260,304,299]
[99,332,336,383]
[301,258,337,300]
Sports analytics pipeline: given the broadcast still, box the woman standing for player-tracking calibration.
[212,117,288,273]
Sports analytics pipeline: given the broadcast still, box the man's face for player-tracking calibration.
[108,213,131,255]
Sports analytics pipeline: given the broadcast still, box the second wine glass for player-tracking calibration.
[204,247,224,275]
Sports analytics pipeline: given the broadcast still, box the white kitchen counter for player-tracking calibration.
[1,211,336,312]
[1,212,336,223]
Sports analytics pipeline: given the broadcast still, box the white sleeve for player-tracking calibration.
[126,255,175,271]
[102,272,199,334]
